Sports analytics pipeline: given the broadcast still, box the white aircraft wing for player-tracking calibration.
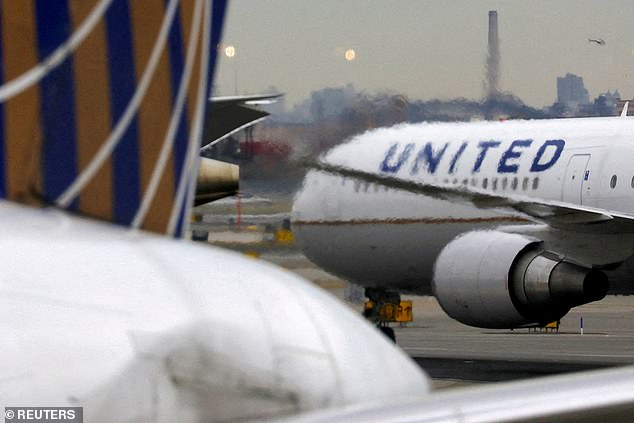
[283,364,634,422]
[308,160,634,231]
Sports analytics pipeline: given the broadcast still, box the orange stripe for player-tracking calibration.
[130,0,175,232]
[293,216,530,226]
[69,0,113,220]
[2,0,42,205]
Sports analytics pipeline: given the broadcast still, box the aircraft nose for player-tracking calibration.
[179,248,431,420]
[281,277,432,407]
[291,170,337,223]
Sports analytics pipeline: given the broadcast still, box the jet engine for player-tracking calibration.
[432,231,608,329]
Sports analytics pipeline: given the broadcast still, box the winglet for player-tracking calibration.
[621,102,629,117]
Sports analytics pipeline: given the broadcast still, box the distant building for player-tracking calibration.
[600,90,620,108]
[557,73,590,113]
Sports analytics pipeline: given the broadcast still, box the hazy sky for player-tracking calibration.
[215,1,634,109]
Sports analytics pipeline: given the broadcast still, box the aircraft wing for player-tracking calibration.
[284,364,634,422]
[202,93,283,148]
[309,160,634,232]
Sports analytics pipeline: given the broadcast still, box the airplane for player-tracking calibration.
[589,38,606,45]
[292,110,634,330]
[0,0,431,421]
[194,93,283,206]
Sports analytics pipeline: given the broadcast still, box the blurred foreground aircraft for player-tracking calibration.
[0,1,430,421]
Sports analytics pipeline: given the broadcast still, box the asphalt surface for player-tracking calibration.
[195,204,634,390]
[241,246,634,389]
[269,249,634,389]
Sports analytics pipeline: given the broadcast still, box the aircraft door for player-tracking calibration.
[561,154,590,205]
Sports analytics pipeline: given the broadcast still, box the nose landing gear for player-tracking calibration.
[363,288,405,343]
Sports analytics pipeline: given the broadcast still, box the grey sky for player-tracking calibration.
[215,1,634,109]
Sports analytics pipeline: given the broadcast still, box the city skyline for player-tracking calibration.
[215,1,634,110]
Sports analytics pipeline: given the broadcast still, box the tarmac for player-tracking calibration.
[194,201,634,390]
[263,249,634,389]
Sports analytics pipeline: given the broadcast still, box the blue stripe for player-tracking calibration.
[35,0,78,208]
[164,1,188,205]
[0,7,6,198]
[208,0,228,96]
[105,0,140,225]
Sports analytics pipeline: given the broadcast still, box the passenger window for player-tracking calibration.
[501,177,508,190]
[532,178,539,190]
[522,177,529,190]
[631,176,634,188]
[610,175,618,189]
[483,178,488,189]
[492,178,498,191]
[511,177,518,190]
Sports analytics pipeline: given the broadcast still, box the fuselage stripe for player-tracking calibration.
[293,216,529,226]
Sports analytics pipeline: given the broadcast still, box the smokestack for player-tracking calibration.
[486,10,500,99]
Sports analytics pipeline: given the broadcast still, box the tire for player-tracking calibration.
[379,326,396,343]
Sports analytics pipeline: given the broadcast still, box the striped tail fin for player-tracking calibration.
[0,0,227,237]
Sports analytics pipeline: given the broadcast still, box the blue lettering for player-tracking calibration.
[411,142,448,175]
[472,141,501,173]
[530,139,565,172]
[380,143,414,173]
[497,139,533,173]
[449,142,468,174]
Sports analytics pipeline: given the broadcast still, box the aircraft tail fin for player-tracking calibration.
[621,101,629,118]
[0,0,227,237]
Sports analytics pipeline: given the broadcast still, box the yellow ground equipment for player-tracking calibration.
[275,228,294,243]
[364,300,413,323]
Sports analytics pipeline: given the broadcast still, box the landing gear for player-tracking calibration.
[364,288,401,343]
[378,325,396,342]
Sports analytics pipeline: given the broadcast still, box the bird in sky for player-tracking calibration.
[589,38,606,46]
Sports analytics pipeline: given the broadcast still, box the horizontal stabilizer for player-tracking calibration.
[202,93,283,148]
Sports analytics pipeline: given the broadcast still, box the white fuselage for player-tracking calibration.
[0,201,429,421]
[292,117,634,294]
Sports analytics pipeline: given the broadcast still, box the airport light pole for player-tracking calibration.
[225,45,238,94]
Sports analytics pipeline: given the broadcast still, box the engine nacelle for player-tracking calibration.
[432,231,608,329]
